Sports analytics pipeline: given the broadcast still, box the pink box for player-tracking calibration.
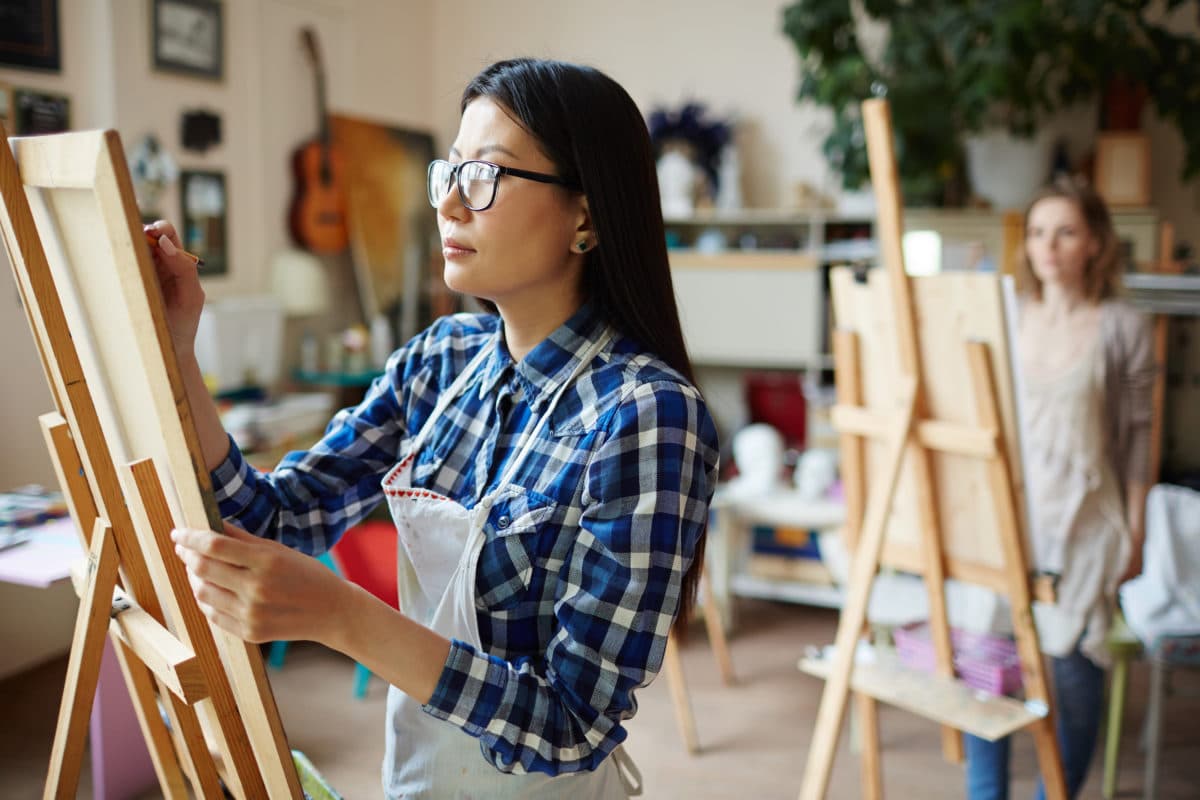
[892,621,1023,696]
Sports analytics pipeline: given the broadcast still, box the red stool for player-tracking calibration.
[329,521,398,697]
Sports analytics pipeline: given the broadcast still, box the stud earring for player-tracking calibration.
[577,241,589,252]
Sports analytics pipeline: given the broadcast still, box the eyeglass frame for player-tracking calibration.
[427,158,582,212]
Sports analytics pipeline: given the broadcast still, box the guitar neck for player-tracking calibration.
[302,27,331,145]
[315,69,330,144]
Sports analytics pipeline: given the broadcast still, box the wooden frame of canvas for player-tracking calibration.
[0,123,303,798]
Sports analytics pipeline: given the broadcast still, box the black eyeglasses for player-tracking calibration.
[427,159,581,212]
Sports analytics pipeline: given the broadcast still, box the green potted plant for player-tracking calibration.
[782,0,1200,206]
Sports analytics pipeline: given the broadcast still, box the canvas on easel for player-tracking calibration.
[0,123,312,798]
[794,100,1068,800]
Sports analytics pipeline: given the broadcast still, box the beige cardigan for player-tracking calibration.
[1100,300,1156,497]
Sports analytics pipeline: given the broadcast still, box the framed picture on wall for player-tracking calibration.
[0,0,61,72]
[152,0,223,80]
[13,88,69,134]
[180,170,228,276]
[1094,132,1151,208]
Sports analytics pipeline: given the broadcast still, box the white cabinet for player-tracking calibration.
[666,210,872,370]
[671,251,825,369]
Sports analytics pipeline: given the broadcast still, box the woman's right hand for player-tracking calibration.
[144,220,205,360]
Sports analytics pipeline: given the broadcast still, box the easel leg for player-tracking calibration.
[44,519,120,800]
[108,640,190,799]
[663,633,701,754]
[965,342,1067,799]
[854,691,882,799]
[700,566,736,685]
[799,386,916,800]
[854,622,882,799]
[42,414,223,798]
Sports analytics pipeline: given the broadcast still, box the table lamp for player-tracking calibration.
[270,248,330,316]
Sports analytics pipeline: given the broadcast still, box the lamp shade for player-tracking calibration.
[271,248,330,316]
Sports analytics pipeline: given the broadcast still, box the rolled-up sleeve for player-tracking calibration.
[207,316,463,553]
[422,378,719,776]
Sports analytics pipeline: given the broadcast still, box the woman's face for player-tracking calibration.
[437,97,588,317]
[1025,196,1099,292]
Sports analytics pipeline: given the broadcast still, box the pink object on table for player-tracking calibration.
[893,621,1023,697]
[90,637,158,799]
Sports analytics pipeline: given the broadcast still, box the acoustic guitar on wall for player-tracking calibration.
[289,27,349,253]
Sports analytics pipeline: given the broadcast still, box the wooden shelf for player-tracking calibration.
[292,368,384,387]
[664,209,874,226]
[731,573,843,608]
[669,250,819,270]
[798,652,1046,742]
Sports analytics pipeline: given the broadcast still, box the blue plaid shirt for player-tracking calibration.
[211,303,719,777]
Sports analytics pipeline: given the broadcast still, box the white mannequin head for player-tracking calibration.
[731,424,785,493]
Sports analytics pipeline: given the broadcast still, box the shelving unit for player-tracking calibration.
[707,490,847,630]
[665,209,875,265]
[665,210,872,373]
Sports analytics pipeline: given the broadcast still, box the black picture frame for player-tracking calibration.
[180,170,228,277]
[13,88,69,135]
[152,0,223,80]
[0,0,61,72]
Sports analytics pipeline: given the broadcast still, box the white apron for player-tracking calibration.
[380,334,642,799]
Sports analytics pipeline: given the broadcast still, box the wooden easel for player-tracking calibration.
[795,100,1067,799]
[0,124,313,799]
[662,568,738,754]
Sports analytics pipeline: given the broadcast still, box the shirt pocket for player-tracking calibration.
[411,445,447,489]
[475,486,557,612]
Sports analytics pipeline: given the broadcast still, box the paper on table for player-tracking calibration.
[0,516,81,588]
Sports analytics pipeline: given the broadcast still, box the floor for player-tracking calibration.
[2,599,1198,798]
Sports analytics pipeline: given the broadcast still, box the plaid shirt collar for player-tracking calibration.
[476,301,612,411]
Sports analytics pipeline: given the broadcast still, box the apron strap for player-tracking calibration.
[407,337,497,457]
[611,745,643,797]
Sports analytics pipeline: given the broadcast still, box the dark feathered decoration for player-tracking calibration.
[647,103,732,193]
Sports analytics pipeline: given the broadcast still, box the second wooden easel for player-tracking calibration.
[795,99,1068,799]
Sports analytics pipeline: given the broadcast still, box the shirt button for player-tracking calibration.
[497,515,511,529]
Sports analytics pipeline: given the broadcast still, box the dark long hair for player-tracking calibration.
[462,58,704,637]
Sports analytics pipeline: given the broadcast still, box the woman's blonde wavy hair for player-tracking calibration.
[1020,176,1123,302]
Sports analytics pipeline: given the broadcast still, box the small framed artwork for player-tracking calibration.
[180,170,228,276]
[0,0,61,72]
[152,0,223,80]
[1094,132,1151,208]
[13,88,69,134]
[0,83,12,132]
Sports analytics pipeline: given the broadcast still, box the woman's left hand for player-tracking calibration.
[172,522,347,644]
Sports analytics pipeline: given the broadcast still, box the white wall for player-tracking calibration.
[430,0,831,209]
[0,0,433,491]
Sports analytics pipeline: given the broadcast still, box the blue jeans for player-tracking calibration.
[964,646,1105,800]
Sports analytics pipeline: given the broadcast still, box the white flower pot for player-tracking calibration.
[964,129,1054,211]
